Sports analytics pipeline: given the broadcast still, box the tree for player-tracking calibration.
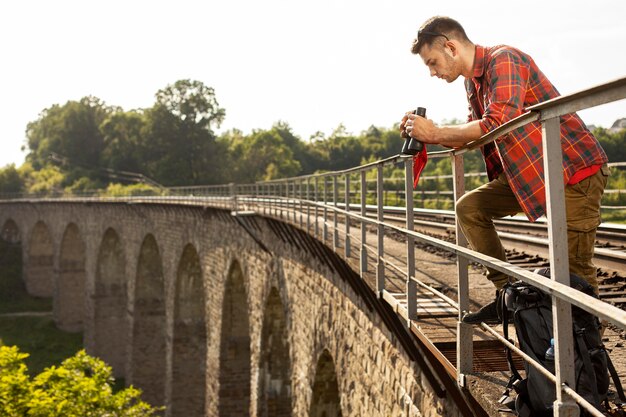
[100,110,146,174]
[0,346,159,417]
[225,128,301,182]
[142,80,227,185]
[25,97,113,178]
[0,164,24,196]
[594,127,626,163]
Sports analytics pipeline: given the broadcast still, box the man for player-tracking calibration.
[401,16,609,324]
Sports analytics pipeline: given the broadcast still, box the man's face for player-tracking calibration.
[419,43,460,83]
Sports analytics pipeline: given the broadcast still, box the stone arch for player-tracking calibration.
[1,219,24,302]
[310,349,343,417]
[94,228,128,377]
[171,244,206,417]
[131,234,166,407]
[258,287,292,417]
[56,223,85,332]
[219,260,251,416]
[24,221,54,297]
[1,219,20,243]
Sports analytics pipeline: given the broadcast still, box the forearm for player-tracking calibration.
[404,115,485,148]
[432,120,484,147]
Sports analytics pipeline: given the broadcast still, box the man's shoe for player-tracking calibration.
[462,299,500,324]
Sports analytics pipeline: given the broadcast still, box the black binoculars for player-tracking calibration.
[401,107,427,155]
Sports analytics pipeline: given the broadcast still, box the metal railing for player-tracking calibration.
[2,76,626,417]
[175,75,626,417]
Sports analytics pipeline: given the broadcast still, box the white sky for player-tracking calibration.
[1,0,625,168]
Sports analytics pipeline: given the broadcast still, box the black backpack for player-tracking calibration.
[499,268,625,417]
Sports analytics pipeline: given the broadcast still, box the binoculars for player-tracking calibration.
[401,107,427,155]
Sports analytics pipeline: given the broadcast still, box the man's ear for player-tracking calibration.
[444,41,457,57]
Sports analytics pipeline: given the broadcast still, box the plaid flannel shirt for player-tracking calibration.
[466,45,607,221]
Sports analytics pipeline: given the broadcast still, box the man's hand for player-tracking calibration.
[400,113,484,148]
[403,112,437,143]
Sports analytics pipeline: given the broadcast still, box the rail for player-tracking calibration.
[2,76,626,417]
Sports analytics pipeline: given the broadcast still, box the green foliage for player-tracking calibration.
[63,177,104,196]
[0,347,159,417]
[0,316,80,376]
[26,97,113,174]
[100,111,146,174]
[594,127,626,163]
[141,80,227,185]
[21,164,65,196]
[101,183,164,197]
[0,164,24,195]
[0,346,31,416]
[223,125,302,182]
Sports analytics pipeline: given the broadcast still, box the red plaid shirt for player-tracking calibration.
[466,45,607,221]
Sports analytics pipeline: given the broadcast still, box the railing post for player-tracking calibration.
[254,182,259,212]
[290,181,295,223]
[306,178,311,233]
[314,177,319,238]
[323,176,329,242]
[299,179,304,228]
[267,183,270,215]
[376,164,385,294]
[453,154,472,387]
[269,183,273,216]
[360,170,368,275]
[543,116,579,417]
[333,175,339,250]
[230,182,237,212]
[404,157,417,321]
[345,173,351,258]
[282,181,287,219]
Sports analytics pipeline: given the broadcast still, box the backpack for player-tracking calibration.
[498,268,625,417]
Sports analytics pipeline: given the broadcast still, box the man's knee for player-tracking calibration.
[455,192,477,223]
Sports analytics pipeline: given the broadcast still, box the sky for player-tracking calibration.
[1,0,625,168]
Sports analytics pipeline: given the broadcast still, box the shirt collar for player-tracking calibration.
[472,45,486,79]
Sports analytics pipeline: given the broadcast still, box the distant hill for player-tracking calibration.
[587,117,626,133]
[610,118,626,133]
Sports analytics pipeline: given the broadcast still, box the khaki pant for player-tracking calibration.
[455,165,609,293]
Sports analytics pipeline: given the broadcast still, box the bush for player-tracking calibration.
[0,346,160,417]
[101,183,164,197]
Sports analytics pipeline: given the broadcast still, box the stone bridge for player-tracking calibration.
[0,200,478,417]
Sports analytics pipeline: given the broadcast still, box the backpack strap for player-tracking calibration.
[606,350,626,404]
[503,294,523,382]
[501,288,523,402]
[574,327,602,409]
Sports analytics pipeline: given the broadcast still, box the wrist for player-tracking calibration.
[431,125,442,143]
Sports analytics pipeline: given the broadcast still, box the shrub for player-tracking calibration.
[0,346,160,417]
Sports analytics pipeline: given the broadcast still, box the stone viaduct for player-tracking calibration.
[0,200,480,417]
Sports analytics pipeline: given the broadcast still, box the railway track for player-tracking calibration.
[356,206,626,308]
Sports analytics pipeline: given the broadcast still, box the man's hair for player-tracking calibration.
[411,16,471,55]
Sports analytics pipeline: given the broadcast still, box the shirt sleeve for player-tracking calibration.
[479,48,529,134]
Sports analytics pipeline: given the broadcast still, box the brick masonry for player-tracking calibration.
[0,201,466,417]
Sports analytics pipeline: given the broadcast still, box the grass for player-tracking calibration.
[0,238,83,376]
[0,315,83,375]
